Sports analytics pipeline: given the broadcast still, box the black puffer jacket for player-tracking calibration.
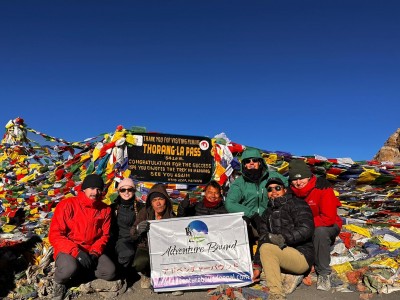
[254,193,315,268]
[177,198,228,217]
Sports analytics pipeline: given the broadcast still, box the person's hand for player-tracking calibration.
[259,233,286,249]
[77,250,93,269]
[242,215,251,226]
[136,221,150,235]
[180,198,191,209]
[90,253,99,267]
[250,213,262,230]
[252,269,261,282]
[268,233,286,249]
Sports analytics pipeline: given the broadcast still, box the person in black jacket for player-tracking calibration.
[252,178,315,300]
[109,178,144,275]
[177,180,227,217]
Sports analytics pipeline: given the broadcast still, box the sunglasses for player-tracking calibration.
[243,158,260,164]
[267,185,283,192]
[119,188,135,193]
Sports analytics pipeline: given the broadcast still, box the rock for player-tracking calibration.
[373,128,400,163]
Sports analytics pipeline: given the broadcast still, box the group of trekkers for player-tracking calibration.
[48,147,342,300]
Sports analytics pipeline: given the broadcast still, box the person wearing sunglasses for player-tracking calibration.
[252,177,315,300]
[225,147,287,256]
[288,159,342,292]
[108,177,144,279]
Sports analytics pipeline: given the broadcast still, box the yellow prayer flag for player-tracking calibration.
[357,168,381,184]
[332,262,353,274]
[343,224,371,238]
[2,224,16,233]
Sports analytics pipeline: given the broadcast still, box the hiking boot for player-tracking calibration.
[317,274,331,291]
[140,275,151,289]
[268,293,286,300]
[282,274,304,294]
[260,270,266,281]
[171,291,184,296]
[52,281,66,300]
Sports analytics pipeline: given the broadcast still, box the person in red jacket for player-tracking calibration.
[49,174,116,300]
[288,159,342,292]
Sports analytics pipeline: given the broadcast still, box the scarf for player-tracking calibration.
[203,196,221,208]
[243,167,264,182]
[290,176,317,198]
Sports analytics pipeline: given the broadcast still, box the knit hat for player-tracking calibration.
[148,192,168,202]
[266,177,285,187]
[118,177,135,190]
[288,159,312,180]
[81,174,104,190]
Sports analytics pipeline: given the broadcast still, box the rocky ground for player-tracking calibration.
[75,277,400,300]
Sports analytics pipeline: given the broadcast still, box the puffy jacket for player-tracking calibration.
[290,176,343,229]
[130,183,175,249]
[225,148,288,218]
[49,191,111,259]
[254,193,315,267]
[177,197,227,217]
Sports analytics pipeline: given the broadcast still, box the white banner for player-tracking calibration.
[148,213,253,292]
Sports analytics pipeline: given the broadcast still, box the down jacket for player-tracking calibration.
[49,191,111,259]
[177,197,227,217]
[254,193,315,268]
[290,176,343,229]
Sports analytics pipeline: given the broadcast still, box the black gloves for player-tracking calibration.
[77,250,94,269]
[242,213,262,231]
[259,233,286,249]
[136,221,150,235]
[180,197,191,209]
[250,213,262,230]
[242,215,251,225]
[90,254,99,266]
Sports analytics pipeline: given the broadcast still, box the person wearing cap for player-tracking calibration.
[49,174,116,300]
[225,147,287,255]
[177,180,227,217]
[130,183,175,290]
[288,159,342,291]
[108,177,145,277]
[252,177,314,300]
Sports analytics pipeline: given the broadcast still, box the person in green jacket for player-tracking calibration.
[225,147,287,255]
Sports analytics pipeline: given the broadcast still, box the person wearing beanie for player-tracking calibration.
[130,183,175,290]
[177,180,227,217]
[108,177,145,279]
[288,159,342,292]
[81,173,105,191]
[49,173,116,300]
[225,147,288,257]
[252,177,315,299]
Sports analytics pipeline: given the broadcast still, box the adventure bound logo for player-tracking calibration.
[185,220,208,243]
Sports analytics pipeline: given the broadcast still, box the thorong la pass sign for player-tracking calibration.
[148,213,253,292]
[127,133,213,184]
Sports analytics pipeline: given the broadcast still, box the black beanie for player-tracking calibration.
[81,174,105,191]
[148,192,168,202]
[288,159,312,180]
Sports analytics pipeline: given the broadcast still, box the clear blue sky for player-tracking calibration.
[1,1,399,161]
